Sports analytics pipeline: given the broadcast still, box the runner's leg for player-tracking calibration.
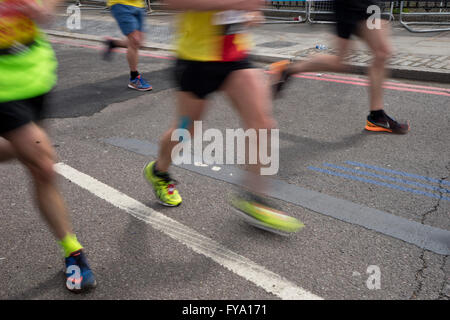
[222,68,275,195]
[287,37,352,75]
[357,20,409,133]
[222,68,304,234]
[143,91,208,207]
[0,137,16,162]
[3,123,72,240]
[269,37,352,97]
[156,92,208,173]
[126,30,141,73]
[106,4,152,90]
[357,19,392,111]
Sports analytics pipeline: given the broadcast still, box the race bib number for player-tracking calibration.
[213,10,250,35]
[213,10,249,26]
[0,0,38,49]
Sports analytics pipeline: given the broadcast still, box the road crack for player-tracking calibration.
[411,162,449,299]
[421,162,449,224]
[438,256,449,300]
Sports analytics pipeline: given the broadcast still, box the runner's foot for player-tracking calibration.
[102,38,117,61]
[365,110,410,134]
[231,191,304,236]
[129,75,153,91]
[269,60,293,98]
[65,250,97,293]
[143,161,182,206]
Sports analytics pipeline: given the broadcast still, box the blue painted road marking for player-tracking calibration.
[322,163,450,194]
[346,161,450,187]
[308,166,450,201]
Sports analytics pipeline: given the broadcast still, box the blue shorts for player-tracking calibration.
[111,4,145,36]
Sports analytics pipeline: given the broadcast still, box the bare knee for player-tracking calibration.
[130,39,141,50]
[22,144,57,184]
[373,46,392,65]
[24,155,56,184]
[128,33,142,50]
[5,124,57,183]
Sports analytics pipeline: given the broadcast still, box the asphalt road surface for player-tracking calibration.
[0,37,449,300]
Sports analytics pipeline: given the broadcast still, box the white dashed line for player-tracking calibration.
[55,162,323,300]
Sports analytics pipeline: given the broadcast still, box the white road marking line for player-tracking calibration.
[194,162,208,167]
[55,162,323,300]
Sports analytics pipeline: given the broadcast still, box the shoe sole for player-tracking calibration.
[269,60,290,74]
[128,84,153,92]
[365,124,393,133]
[63,268,97,294]
[66,280,97,294]
[231,207,296,237]
[365,120,410,134]
[142,163,181,207]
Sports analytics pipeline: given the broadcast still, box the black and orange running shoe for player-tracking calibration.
[268,60,293,98]
[365,110,410,134]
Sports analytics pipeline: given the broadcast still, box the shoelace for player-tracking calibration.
[138,76,150,86]
[386,115,400,126]
[380,114,400,127]
[372,111,398,126]
[156,173,178,186]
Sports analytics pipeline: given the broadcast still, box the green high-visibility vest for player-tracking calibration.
[0,0,57,103]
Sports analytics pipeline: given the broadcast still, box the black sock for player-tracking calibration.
[370,110,386,121]
[153,162,168,177]
[108,39,118,49]
[130,71,139,80]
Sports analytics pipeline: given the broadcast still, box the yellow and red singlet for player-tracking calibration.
[0,0,38,49]
[175,10,252,62]
[106,0,145,8]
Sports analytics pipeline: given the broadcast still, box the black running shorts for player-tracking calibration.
[0,95,47,135]
[334,0,379,39]
[173,58,255,99]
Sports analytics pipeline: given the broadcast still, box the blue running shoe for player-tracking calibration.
[128,75,153,91]
[65,250,97,293]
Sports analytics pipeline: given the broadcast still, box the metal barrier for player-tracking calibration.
[72,0,108,10]
[65,1,450,31]
[399,1,450,32]
[307,0,334,24]
[69,1,169,15]
[263,1,308,24]
[307,0,394,24]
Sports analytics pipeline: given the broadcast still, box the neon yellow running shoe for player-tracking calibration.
[231,192,304,236]
[143,161,182,207]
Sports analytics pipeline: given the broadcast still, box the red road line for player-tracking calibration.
[296,74,450,96]
[50,38,450,97]
[292,74,450,97]
[304,72,450,93]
